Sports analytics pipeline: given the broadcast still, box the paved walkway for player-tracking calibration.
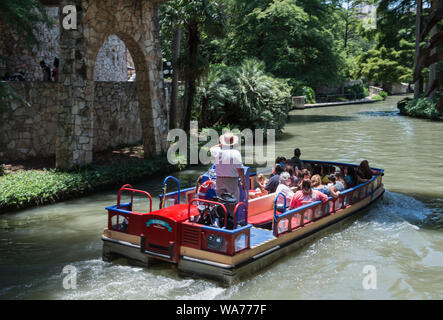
[301,98,378,109]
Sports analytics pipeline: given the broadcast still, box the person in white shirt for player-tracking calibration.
[275,172,294,208]
[210,133,247,202]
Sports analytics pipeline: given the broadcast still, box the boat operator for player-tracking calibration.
[210,132,247,202]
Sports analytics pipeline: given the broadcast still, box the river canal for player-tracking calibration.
[1,95,442,299]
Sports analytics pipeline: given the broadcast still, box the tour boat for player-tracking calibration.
[101,160,384,286]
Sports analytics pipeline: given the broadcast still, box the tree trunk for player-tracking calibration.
[429,0,439,101]
[414,0,423,98]
[429,25,438,101]
[437,95,443,112]
[200,96,208,128]
[170,28,182,129]
[183,22,199,132]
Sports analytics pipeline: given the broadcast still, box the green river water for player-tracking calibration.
[0,95,442,299]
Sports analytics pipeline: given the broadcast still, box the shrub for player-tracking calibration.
[344,83,366,100]
[294,86,316,104]
[363,87,370,98]
[0,155,186,213]
[404,97,441,120]
[372,94,384,101]
[379,91,388,100]
[0,164,4,176]
[198,59,293,133]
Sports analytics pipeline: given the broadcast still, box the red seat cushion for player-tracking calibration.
[248,209,275,225]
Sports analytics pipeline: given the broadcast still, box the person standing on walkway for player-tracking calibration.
[210,132,247,202]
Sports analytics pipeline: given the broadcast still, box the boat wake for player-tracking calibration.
[370,190,442,230]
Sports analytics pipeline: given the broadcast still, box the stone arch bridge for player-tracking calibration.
[53,0,169,168]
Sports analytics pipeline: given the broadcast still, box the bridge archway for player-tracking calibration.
[56,0,168,168]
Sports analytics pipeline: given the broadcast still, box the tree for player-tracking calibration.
[223,0,348,90]
[159,0,226,131]
[354,0,416,88]
[159,1,184,129]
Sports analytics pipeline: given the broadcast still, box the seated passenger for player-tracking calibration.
[265,164,283,194]
[311,174,329,196]
[304,162,312,174]
[285,165,299,187]
[327,174,344,198]
[342,167,357,188]
[357,160,373,184]
[312,164,322,176]
[275,156,287,170]
[290,148,304,170]
[297,169,311,189]
[275,172,295,208]
[255,173,268,195]
[321,165,332,185]
[290,179,329,209]
[335,172,347,189]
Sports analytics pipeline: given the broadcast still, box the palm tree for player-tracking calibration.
[178,0,226,131]
[197,67,233,128]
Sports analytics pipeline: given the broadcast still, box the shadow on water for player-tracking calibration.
[288,114,358,123]
[356,110,400,117]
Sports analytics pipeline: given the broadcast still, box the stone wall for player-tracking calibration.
[94,35,129,81]
[0,81,143,162]
[93,82,141,151]
[0,7,59,81]
[0,7,129,82]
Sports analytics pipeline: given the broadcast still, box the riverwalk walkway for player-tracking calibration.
[302,97,378,109]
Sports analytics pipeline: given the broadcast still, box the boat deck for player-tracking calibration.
[250,227,276,248]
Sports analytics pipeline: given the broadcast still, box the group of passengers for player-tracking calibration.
[255,148,376,210]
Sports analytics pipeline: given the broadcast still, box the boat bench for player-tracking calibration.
[248,209,275,225]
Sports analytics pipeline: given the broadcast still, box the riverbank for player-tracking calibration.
[397,96,443,121]
[0,149,187,214]
[303,97,379,108]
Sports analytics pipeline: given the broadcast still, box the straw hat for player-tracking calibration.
[219,132,239,147]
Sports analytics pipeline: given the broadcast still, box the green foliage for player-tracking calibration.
[353,0,415,85]
[196,59,292,133]
[0,0,55,48]
[363,86,370,98]
[344,83,367,100]
[378,91,388,100]
[220,0,349,88]
[372,90,388,101]
[404,97,442,120]
[371,94,384,101]
[294,86,316,104]
[355,44,414,85]
[0,164,4,177]
[0,156,187,213]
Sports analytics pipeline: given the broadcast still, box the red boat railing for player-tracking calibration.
[117,184,152,214]
[233,202,247,228]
